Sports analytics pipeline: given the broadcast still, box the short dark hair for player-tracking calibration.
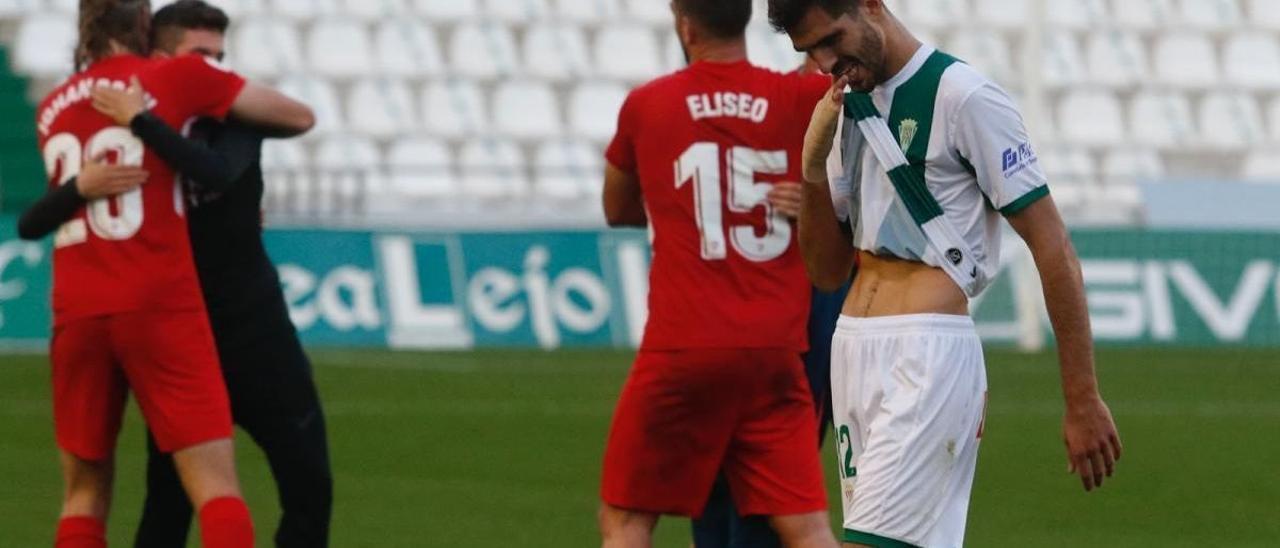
[76,0,151,70]
[672,0,752,40]
[149,0,229,53]
[767,0,859,33]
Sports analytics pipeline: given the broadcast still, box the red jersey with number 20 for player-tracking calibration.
[606,61,830,351]
[36,54,246,325]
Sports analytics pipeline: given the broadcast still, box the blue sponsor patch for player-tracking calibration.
[1001,142,1038,178]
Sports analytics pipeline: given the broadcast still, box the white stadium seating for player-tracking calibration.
[4,0,1280,221]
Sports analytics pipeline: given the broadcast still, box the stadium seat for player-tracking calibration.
[483,0,552,22]
[388,137,457,198]
[260,139,310,212]
[44,0,78,15]
[568,82,629,141]
[232,20,304,77]
[1176,0,1242,31]
[308,20,374,78]
[902,0,969,29]
[1113,0,1176,30]
[1129,91,1197,149]
[661,30,685,73]
[339,0,410,20]
[1242,150,1280,181]
[523,24,593,82]
[1102,149,1165,182]
[449,22,520,80]
[1057,90,1126,147]
[1223,33,1280,90]
[624,0,670,25]
[945,31,1015,85]
[14,13,75,78]
[459,138,530,199]
[1269,98,1280,143]
[1039,145,1097,186]
[415,0,479,20]
[315,136,386,213]
[1086,31,1150,88]
[1046,0,1109,30]
[347,79,421,138]
[1199,92,1266,149]
[278,76,345,137]
[492,81,563,139]
[1153,34,1219,89]
[375,19,445,78]
[973,0,1031,31]
[534,139,604,200]
[1040,31,1086,89]
[270,0,336,20]
[595,24,662,82]
[421,79,489,138]
[1246,0,1280,30]
[554,0,623,24]
[746,25,805,73]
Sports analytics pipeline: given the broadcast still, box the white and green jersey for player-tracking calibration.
[829,45,1048,296]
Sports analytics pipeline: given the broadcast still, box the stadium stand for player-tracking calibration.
[1,0,1278,222]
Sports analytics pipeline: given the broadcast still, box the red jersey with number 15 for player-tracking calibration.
[606,60,830,351]
[36,54,246,325]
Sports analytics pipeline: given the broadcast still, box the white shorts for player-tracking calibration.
[831,314,987,548]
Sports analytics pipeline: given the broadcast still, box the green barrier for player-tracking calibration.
[2,216,1277,349]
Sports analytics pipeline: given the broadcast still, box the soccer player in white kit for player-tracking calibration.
[767,1,1124,547]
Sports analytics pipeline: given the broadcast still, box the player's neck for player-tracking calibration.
[688,40,748,65]
[879,20,923,83]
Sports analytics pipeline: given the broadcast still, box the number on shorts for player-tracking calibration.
[42,128,147,248]
[837,424,856,479]
[674,142,791,262]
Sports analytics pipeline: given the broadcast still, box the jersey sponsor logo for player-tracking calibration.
[1000,142,1038,179]
[685,92,769,123]
[946,247,963,265]
[898,118,919,151]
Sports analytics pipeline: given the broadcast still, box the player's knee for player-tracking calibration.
[59,454,114,519]
[597,504,655,546]
[172,438,243,507]
[769,512,838,548]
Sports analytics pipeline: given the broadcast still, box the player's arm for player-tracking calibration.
[227,83,315,138]
[955,84,1121,492]
[17,156,148,240]
[798,89,856,291]
[93,78,258,192]
[602,163,647,227]
[1006,199,1121,492]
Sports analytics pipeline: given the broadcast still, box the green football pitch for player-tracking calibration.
[1,347,1277,547]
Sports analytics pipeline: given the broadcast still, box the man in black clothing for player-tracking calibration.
[19,2,332,546]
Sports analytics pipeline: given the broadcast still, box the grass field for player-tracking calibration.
[1,347,1278,547]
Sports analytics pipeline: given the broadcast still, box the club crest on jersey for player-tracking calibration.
[898,119,918,151]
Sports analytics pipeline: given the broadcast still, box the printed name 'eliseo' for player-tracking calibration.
[686,92,769,123]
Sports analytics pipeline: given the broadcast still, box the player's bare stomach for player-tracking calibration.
[842,250,969,318]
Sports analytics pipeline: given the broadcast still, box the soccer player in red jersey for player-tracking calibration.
[33,1,314,547]
[598,1,839,546]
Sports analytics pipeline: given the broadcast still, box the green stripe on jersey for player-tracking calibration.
[999,184,1050,217]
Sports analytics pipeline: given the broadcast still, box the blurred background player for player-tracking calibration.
[598,1,839,546]
[20,1,333,546]
[770,0,1123,546]
[20,0,313,546]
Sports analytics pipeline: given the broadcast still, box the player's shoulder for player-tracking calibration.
[937,51,1017,117]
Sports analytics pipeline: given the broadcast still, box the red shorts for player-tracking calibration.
[50,309,233,460]
[601,348,827,517]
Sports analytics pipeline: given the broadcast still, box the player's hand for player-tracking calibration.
[1063,396,1122,492]
[75,153,148,200]
[831,74,850,104]
[768,182,802,219]
[91,76,148,126]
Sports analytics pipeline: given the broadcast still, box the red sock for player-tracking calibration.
[198,496,254,548]
[55,516,105,548]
